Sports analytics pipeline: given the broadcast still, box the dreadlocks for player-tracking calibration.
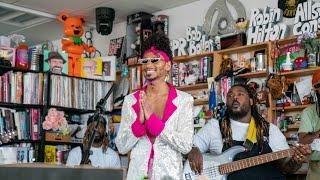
[83,121,109,154]
[219,84,270,150]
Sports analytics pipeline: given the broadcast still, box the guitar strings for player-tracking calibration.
[189,166,219,178]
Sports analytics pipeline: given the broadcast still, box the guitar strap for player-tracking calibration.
[243,117,257,151]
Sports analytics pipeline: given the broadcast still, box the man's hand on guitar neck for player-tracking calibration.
[290,143,311,164]
[187,147,203,174]
[279,143,311,173]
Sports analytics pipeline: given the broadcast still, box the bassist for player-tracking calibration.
[188,84,311,179]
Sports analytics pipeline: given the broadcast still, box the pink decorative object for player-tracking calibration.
[42,108,68,133]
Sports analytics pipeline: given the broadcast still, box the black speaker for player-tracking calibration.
[96,7,115,36]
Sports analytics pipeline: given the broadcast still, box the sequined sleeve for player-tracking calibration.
[159,95,194,154]
[115,96,139,155]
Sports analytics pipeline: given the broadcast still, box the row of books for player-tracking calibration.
[0,144,36,164]
[0,71,44,104]
[0,107,40,140]
[129,66,145,91]
[171,56,213,87]
[49,75,113,111]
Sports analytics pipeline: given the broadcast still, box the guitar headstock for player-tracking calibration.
[0,129,17,145]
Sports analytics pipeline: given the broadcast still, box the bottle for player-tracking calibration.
[291,85,301,106]
[28,146,35,163]
[282,52,293,72]
[316,46,320,66]
[15,41,29,69]
[308,49,317,68]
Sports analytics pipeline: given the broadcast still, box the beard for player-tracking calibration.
[51,66,62,74]
[227,101,251,120]
[93,133,104,143]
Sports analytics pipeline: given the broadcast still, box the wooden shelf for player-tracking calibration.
[0,102,44,109]
[173,52,213,62]
[214,41,268,54]
[272,105,309,112]
[0,65,40,74]
[175,83,208,91]
[48,72,112,82]
[279,67,320,78]
[113,106,122,110]
[236,71,267,78]
[277,35,298,46]
[48,105,95,114]
[194,99,208,106]
[287,124,300,130]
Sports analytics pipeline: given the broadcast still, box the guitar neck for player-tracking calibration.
[219,149,292,174]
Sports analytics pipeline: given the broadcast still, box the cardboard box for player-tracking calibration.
[45,132,71,143]
[0,36,11,47]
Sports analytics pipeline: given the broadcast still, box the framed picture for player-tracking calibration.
[80,57,102,79]
[108,37,124,58]
[43,50,68,75]
[102,56,116,81]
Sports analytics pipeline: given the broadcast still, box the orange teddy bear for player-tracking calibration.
[57,12,96,76]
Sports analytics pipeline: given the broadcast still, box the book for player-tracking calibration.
[44,145,56,164]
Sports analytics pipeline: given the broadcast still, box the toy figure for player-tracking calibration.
[57,12,96,76]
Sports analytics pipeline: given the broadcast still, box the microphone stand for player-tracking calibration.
[80,84,115,165]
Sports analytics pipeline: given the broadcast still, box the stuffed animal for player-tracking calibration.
[57,12,96,76]
[220,55,233,74]
[267,75,294,100]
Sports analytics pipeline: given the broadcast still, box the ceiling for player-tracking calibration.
[0,0,198,45]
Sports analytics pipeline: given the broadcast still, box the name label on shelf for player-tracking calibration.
[170,26,215,57]
[247,7,288,45]
[293,0,320,35]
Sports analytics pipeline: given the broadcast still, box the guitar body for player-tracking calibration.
[184,146,245,180]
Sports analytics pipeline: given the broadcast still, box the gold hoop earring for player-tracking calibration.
[165,74,169,82]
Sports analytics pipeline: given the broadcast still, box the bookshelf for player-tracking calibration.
[0,66,114,163]
[278,67,320,78]
[171,52,214,108]
[213,41,272,122]
[175,83,208,92]
[272,104,309,112]
[172,51,214,62]
[236,71,267,78]
[0,102,44,109]
[0,65,40,74]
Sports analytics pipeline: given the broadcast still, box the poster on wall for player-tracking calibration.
[278,0,307,18]
[108,37,124,58]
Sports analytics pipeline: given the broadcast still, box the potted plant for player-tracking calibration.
[297,32,320,67]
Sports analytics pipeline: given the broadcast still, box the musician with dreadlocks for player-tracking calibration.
[66,116,121,168]
[299,69,320,180]
[188,83,311,179]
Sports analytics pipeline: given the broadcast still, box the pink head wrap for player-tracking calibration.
[143,46,171,62]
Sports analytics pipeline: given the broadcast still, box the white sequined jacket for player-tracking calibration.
[115,87,194,180]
